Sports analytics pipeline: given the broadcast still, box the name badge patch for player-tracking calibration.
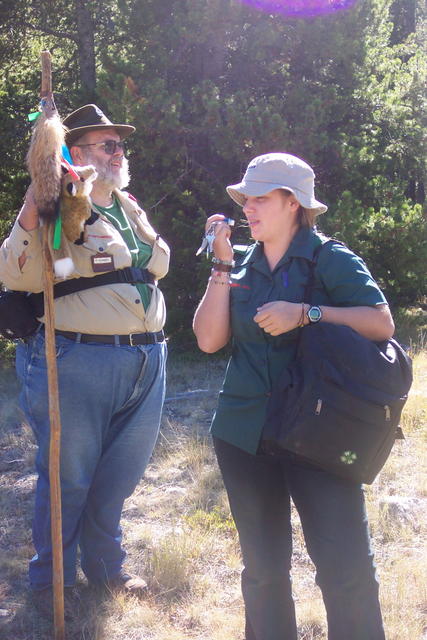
[91,252,115,272]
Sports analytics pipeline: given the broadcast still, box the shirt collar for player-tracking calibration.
[242,227,322,269]
[239,242,262,265]
[285,226,322,262]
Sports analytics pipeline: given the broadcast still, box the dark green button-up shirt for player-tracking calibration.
[211,227,388,454]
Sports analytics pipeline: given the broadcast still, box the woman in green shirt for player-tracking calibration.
[193,153,394,640]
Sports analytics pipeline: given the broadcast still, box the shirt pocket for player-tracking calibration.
[230,275,265,343]
[61,218,132,277]
[230,269,252,304]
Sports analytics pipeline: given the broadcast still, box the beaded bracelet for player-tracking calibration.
[212,257,235,267]
[211,271,231,281]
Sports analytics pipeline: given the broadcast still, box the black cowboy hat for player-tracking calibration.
[63,104,135,147]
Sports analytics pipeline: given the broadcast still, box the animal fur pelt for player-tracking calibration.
[61,165,98,244]
[26,97,65,221]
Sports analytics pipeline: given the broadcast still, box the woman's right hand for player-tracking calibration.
[205,214,234,262]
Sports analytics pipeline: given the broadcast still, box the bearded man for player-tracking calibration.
[0,104,169,617]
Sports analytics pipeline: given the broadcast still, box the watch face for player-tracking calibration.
[308,306,322,323]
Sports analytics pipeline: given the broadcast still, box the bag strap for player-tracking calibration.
[292,239,339,354]
[303,238,345,304]
[302,247,319,305]
[29,266,155,317]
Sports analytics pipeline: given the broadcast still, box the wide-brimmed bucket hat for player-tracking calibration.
[226,153,327,215]
[63,104,135,147]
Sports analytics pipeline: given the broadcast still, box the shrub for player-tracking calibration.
[322,193,426,307]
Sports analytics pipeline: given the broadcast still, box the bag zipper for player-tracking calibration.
[315,399,392,421]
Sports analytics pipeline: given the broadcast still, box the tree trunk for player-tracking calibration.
[74,0,96,98]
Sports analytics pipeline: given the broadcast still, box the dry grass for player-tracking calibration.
[0,337,426,640]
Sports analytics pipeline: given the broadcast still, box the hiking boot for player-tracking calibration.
[32,586,82,621]
[90,569,148,595]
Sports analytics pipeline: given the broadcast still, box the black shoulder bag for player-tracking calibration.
[262,242,413,484]
[0,290,41,339]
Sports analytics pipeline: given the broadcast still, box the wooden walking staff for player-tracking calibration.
[27,50,65,640]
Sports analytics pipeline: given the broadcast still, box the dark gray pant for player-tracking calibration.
[214,436,385,640]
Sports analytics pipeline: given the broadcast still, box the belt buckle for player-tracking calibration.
[129,333,136,346]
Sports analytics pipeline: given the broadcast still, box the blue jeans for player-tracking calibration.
[16,332,166,590]
[214,437,385,640]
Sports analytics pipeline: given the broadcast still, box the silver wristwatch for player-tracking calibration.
[307,305,322,324]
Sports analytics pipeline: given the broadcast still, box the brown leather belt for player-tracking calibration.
[53,329,165,346]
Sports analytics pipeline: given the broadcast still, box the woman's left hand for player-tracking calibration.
[254,301,302,336]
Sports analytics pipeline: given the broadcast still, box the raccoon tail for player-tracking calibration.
[26,108,66,222]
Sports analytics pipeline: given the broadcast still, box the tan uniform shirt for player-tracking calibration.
[0,189,170,334]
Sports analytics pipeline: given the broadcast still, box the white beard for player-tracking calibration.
[83,152,131,190]
[97,157,131,190]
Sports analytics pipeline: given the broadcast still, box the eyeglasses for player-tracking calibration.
[75,140,125,155]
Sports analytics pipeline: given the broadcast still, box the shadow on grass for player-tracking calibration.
[0,584,110,640]
[0,365,110,639]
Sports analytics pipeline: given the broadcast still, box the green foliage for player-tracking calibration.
[186,506,236,534]
[392,306,427,348]
[0,337,16,367]
[0,0,425,345]
[321,193,426,307]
